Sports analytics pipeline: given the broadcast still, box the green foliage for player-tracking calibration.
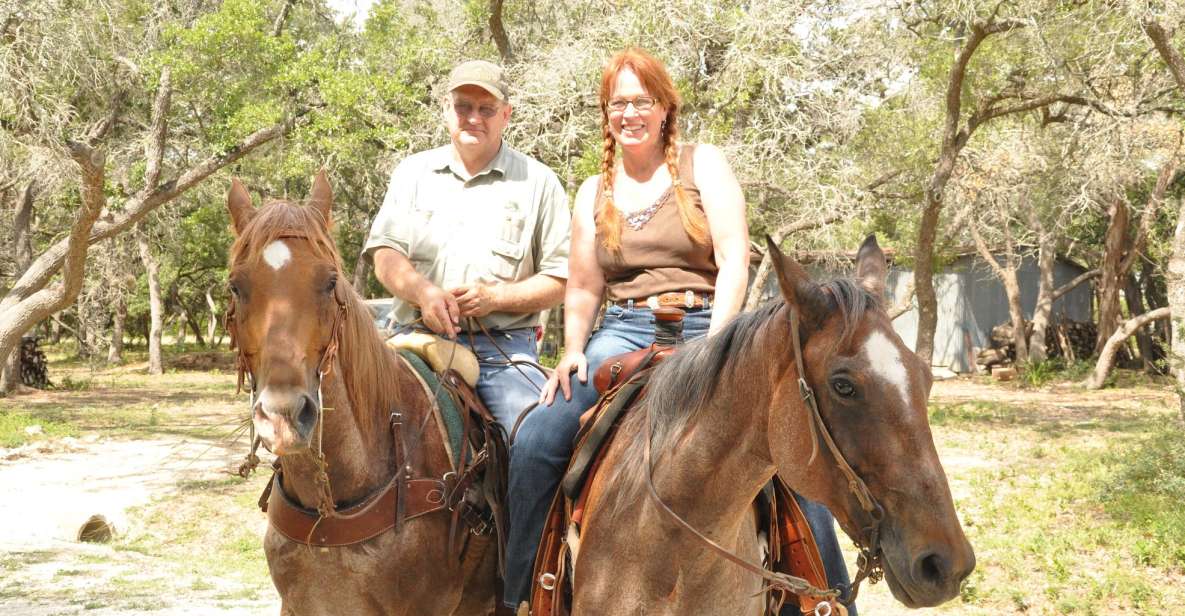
[0,412,78,448]
[154,0,298,147]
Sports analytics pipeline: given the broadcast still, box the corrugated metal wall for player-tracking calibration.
[760,252,1093,372]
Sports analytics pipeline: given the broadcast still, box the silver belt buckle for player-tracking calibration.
[685,290,694,308]
[646,295,659,310]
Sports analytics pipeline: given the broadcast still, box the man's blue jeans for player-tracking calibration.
[459,327,548,431]
[501,306,856,614]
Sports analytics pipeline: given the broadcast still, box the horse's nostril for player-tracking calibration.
[915,552,946,586]
[294,395,319,438]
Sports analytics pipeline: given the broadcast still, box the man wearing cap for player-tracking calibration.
[363,60,571,430]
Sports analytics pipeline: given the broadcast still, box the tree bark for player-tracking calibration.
[205,286,219,346]
[489,0,513,63]
[1144,20,1185,420]
[1096,196,1130,354]
[1125,272,1158,373]
[1029,230,1056,362]
[1143,21,1185,91]
[0,143,107,393]
[137,225,163,375]
[107,292,126,365]
[352,250,371,296]
[1085,307,1171,389]
[969,221,1028,360]
[1,181,35,392]
[1169,194,1185,422]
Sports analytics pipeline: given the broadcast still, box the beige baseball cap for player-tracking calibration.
[447,60,510,102]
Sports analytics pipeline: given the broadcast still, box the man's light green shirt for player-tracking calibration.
[363,143,571,331]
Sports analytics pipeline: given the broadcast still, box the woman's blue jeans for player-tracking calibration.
[502,305,855,615]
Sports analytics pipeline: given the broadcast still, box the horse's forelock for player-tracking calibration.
[820,278,882,350]
[229,200,341,271]
[228,199,403,413]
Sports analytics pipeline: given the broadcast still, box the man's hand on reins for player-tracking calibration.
[416,284,461,338]
[451,283,501,318]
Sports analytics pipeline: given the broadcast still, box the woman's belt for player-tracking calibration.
[613,291,712,310]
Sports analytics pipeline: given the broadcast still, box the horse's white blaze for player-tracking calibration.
[864,330,910,406]
[262,240,291,270]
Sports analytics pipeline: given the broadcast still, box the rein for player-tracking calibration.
[641,306,885,614]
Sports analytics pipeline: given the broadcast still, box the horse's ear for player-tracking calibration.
[854,234,887,299]
[765,236,829,328]
[308,169,333,228]
[227,178,255,236]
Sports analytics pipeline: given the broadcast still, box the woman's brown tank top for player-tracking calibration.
[594,144,717,302]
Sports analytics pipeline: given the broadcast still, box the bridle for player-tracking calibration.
[225,233,350,521]
[642,305,885,615]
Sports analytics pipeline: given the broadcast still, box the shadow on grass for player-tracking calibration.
[929,399,1163,438]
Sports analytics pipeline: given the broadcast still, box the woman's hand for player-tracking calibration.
[540,351,588,406]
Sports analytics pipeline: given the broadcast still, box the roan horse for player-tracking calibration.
[568,236,975,614]
[225,172,495,615]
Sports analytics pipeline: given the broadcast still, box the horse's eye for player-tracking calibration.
[324,276,338,294]
[228,283,240,297]
[831,378,856,398]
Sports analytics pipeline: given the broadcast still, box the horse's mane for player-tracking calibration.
[608,278,880,511]
[229,200,404,414]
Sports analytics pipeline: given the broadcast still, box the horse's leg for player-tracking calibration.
[450,533,498,615]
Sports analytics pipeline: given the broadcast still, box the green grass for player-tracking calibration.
[0,410,78,447]
[938,401,1185,613]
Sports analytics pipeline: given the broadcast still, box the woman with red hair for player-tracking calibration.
[503,48,854,615]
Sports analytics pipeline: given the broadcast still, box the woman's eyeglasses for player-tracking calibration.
[606,96,658,112]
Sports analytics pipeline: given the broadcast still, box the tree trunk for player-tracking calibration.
[969,222,1027,361]
[205,286,219,346]
[1029,232,1056,362]
[1085,307,1171,389]
[352,250,371,295]
[1096,197,1130,354]
[1125,272,1158,373]
[1,181,36,393]
[913,198,942,364]
[1003,270,1028,361]
[137,225,164,375]
[1168,196,1185,423]
[107,293,126,365]
[0,85,291,389]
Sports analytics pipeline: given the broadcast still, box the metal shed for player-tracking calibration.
[759,251,1093,373]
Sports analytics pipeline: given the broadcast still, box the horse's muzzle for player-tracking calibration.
[253,386,320,455]
[882,534,976,607]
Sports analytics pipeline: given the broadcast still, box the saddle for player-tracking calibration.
[528,310,834,616]
[387,330,481,388]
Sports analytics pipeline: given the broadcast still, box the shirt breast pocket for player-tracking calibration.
[489,238,525,282]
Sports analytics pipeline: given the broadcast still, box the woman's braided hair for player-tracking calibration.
[595,47,708,253]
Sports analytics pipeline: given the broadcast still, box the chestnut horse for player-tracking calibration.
[225,172,495,615]
[570,236,975,614]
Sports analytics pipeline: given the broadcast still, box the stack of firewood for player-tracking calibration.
[977,319,1098,372]
[1046,321,1097,362]
[20,336,50,389]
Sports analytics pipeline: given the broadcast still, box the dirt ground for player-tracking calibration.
[0,373,1176,615]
